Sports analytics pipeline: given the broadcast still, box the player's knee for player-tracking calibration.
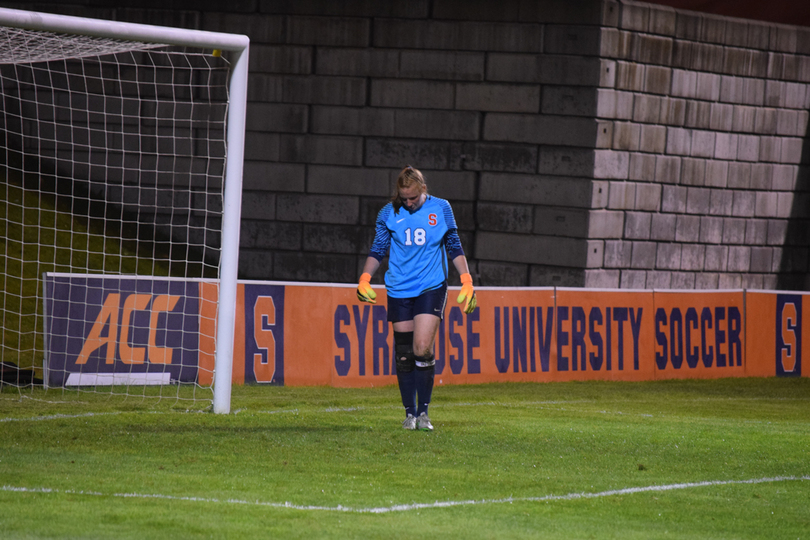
[394,331,415,374]
[414,352,435,371]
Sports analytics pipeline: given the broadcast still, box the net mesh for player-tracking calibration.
[0,22,231,408]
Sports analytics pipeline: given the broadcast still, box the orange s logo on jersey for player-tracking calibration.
[428,213,437,226]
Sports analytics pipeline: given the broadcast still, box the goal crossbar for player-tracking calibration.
[0,7,249,414]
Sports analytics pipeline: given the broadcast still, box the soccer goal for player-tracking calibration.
[0,7,248,413]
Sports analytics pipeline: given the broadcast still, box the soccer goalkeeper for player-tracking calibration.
[357,165,477,431]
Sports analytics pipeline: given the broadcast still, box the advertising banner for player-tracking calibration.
[43,274,808,387]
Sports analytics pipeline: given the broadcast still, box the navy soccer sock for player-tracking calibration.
[397,371,417,417]
[394,331,416,417]
[415,354,435,417]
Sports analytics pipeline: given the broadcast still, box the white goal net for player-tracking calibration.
[0,8,248,412]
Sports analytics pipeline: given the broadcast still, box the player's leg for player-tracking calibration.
[392,325,417,427]
[411,285,446,430]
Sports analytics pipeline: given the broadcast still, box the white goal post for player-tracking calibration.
[0,7,248,413]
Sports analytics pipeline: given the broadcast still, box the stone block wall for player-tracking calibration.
[1,0,808,290]
[591,0,810,290]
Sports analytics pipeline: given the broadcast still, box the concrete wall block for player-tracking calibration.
[727,246,751,272]
[474,232,587,266]
[624,211,651,239]
[308,165,390,197]
[277,193,359,224]
[716,273,742,289]
[586,240,606,267]
[659,97,687,126]
[529,265,585,287]
[538,146,595,177]
[588,209,625,238]
[594,150,630,179]
[681,158,706,186]
[714,133,738,160]
[315,48,400,77]
[532,56,604,86]
[665,127,691,155]
[250,45,313,74]
[246,103,308,133]
[477,261,529,287]
[675,214,701,242]
[612,122,641,151]
[242,221,301,251]
[279,134,363,165]
[600,27,622,58]
[607,181,636,209]
[600,59,618,88]
[245,132,280,162]
[742,78,766,106]
[544,24,602,56]
[615,61,646,92]
[750,246,774,273]
[635,182,662,211]
[705,160,729,188]
[754,108,778,135]
[767,219,788,246]
[656,155,682,184]
[690,131,716,158]
[646,271,672,289]
[704,245,728,271]
[737,135,760,162]
[274,252,357,282]
[722,217,747,244]
[483,114,599,147]
[759,136,783,164]
[584,269,620,287]
[302,223,371,254]
[596,89,635,120]
[671,69,697,98]
[708,189,734,216]
[394,109,480,141]
[311,106,395,136]
[684,101,712,130]
[656,243,682,270]
[744,219,769,245]
[632,94,662,123]
[770,25,798,54]
[631,241,657,268]
[620,269,647,289]
[723,47,769,78]
[644,65,672,95]
[776,109,801,136]
[694,273,720,289]
[695,72,721,101]
[457,142,538,173]
[423,170,478,201]
[662,184,687,213]
[365,138,450,169]
[668,272,695,289]
[731,105,756,132]
[639,124,667,154]
[243,162,305,192]
[784,82,808,109]
[755,191,778,218]
[780,138,804,164]
[680,244,706,271]
[620,2,650,32]
[479,173,594,207]
[751,163,774,190]
[592,180,610,208]
[604,239,632,268]
[686,186,711,215]
[400,50,486,81]
[374,19,543,52]
[458,83,540,112]
[727,162,752,189]
[542,86,597,116]
[699,216,724,244]
[709,103,734,131]
[241,191,277,221]
[478,202,534,233]
[287,15,370,47]
[731,190,756,217]
[629,152,657,181]
[650,212,677,241]
[772,164,798,191]
[534,206,589,237]
[370,79,454,109]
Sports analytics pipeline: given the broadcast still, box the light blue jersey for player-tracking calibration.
[369,196,464,298]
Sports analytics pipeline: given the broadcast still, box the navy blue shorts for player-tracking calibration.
[387,284,448,323]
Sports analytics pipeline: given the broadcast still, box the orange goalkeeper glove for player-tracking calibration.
[457,273,477,314]
[356,273,377,304]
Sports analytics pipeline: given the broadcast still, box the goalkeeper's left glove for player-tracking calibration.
[457,273,477,314]
[356,273,377,304]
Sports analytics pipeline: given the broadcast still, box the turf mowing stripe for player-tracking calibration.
[2,476,807,513]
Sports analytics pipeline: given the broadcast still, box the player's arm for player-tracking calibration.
[358,210,390,304]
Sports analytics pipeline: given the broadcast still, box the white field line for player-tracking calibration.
[1,476,807,513]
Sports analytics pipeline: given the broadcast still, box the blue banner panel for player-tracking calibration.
[775,294,802,377]
[45,274,200,387]
[243,283,285,385]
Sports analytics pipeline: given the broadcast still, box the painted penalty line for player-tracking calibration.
[2,475,807,514]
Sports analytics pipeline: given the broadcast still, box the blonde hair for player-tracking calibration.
[392,165,427,212]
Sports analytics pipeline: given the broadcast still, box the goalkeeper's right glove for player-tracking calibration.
[356,273,377,304]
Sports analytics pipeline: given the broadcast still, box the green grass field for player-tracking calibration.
[1,378,808,539]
